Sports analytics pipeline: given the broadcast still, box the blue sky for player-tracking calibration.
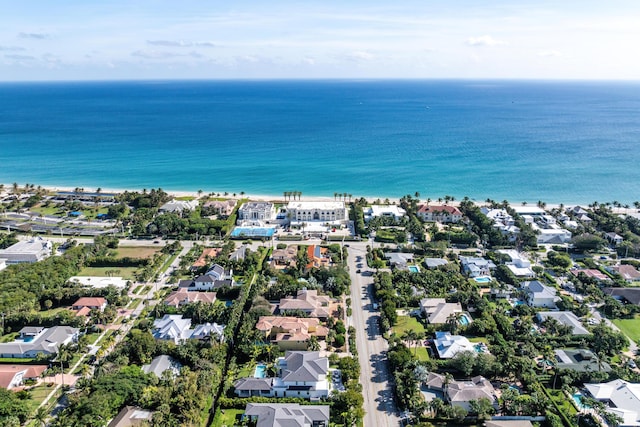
[1,1,639,80]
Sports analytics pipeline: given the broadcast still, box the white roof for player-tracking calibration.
[512,206,546,215]
[287,201,345,210]
[434,332,475,359]
[68,276,129,289]
[537,311,589,335]
[585,379,640,426]
[367,205,406,217]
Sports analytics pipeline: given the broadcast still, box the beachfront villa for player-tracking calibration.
[433,331,476,359]
[420,298,463,324]
[424,372,498,411]
[159,199,199,213]
[363,204,406,222]
[284,201,348,226]
[459,256,496,278]
[522,280,560,308]
[237,202,276,224]
[417,204,463,223]
[536,311,590,335]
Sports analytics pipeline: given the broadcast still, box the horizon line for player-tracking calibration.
[1,77,640,84]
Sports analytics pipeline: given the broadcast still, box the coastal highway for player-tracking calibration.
[346,243,400,427]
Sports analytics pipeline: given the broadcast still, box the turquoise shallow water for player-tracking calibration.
[1,79,639,203]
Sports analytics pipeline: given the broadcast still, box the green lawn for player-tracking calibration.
[468,337,489,344]
[115,246,160,259]
[0,332,18,343]
[393,315,426,336]
[612,316,640,344]
[211,408,244,427]
[414,346,430,361]
[78,266,138,280]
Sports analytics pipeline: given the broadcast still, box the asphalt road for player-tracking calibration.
[347,243,400,427]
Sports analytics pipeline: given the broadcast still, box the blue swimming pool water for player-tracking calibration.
[408,265,420,273]
[572,392,590,409]
[254,364,267,378]
[474,277,491,283]
[231,227,275,238]
[459,315,470,326]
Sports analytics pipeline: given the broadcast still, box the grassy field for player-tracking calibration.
[393,315,426,336]
[211,408,244,427]
[0,332,18,343]
[115,246,160,259]
[78,266,138,280]
[612,316,640,344]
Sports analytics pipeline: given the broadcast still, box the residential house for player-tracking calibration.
[71,297,107,317]
[486,420,533,427]
[570,268,610,282]
[306,245,333,270]
[243,403,330,427]
[177,263,234,291]
[270,245,298,269]
[191,248,222,270]
[607,265,640,283]
[497,249,535,278]
[363,205,406,222]
[584,379,640,426]
[522,281,560,308]
[238,202,276,224]
[537,311,590,335]
[203,200,236,217]
[420,298,463,324]
[152,315,193,344]
[424,372,497,412]
[191,322,225,342]
[605,232,624,246]
[0,365,47,390]
[554,349,611,372]
[142,355,182,378]
[151,314,224,344]
[164,288,217,308]
[459,256,496,278]
[158,199,199,213]
[285,201,348,225]
[0,237,52,264]
[423,258,449,269]
[433,331,476,359]
[108,406,153,427]
[417,205,463,223]
[384,252,414,269]
[480,208,520,241]
[604,287,640,305]
[256,316,328,350]
[0,326,79,358]
[536,228,572,244]
[234,351,329,401]
[278,290,333,320]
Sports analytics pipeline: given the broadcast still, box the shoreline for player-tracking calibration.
[2,183,638,214]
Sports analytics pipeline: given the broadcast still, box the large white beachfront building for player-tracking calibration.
[285,201,348,225]
[237,202,276,225]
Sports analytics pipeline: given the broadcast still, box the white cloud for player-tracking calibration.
[0,46,26,52]
[18,32,49,40]
[4,54,35,60]
[466,35,505,47]
[147,40,216,48]
[538,49,561,57]
[341,51,375,62]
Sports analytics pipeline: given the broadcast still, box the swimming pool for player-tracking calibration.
[474,277,491,283]
[254,364,267,378]
[459,314,471,326]
[408,265,420,273]
[572,392,590,409]
[231,227,275,238]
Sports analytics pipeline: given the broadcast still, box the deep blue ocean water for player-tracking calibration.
[1,79,639,204]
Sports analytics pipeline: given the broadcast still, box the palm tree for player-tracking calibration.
[348,194,352,203]
[334,192,338,201]
[33,407,48,427]
[12,182,18,194]
[447,312,463,334]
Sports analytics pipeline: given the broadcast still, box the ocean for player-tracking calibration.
[1,79,639,204]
